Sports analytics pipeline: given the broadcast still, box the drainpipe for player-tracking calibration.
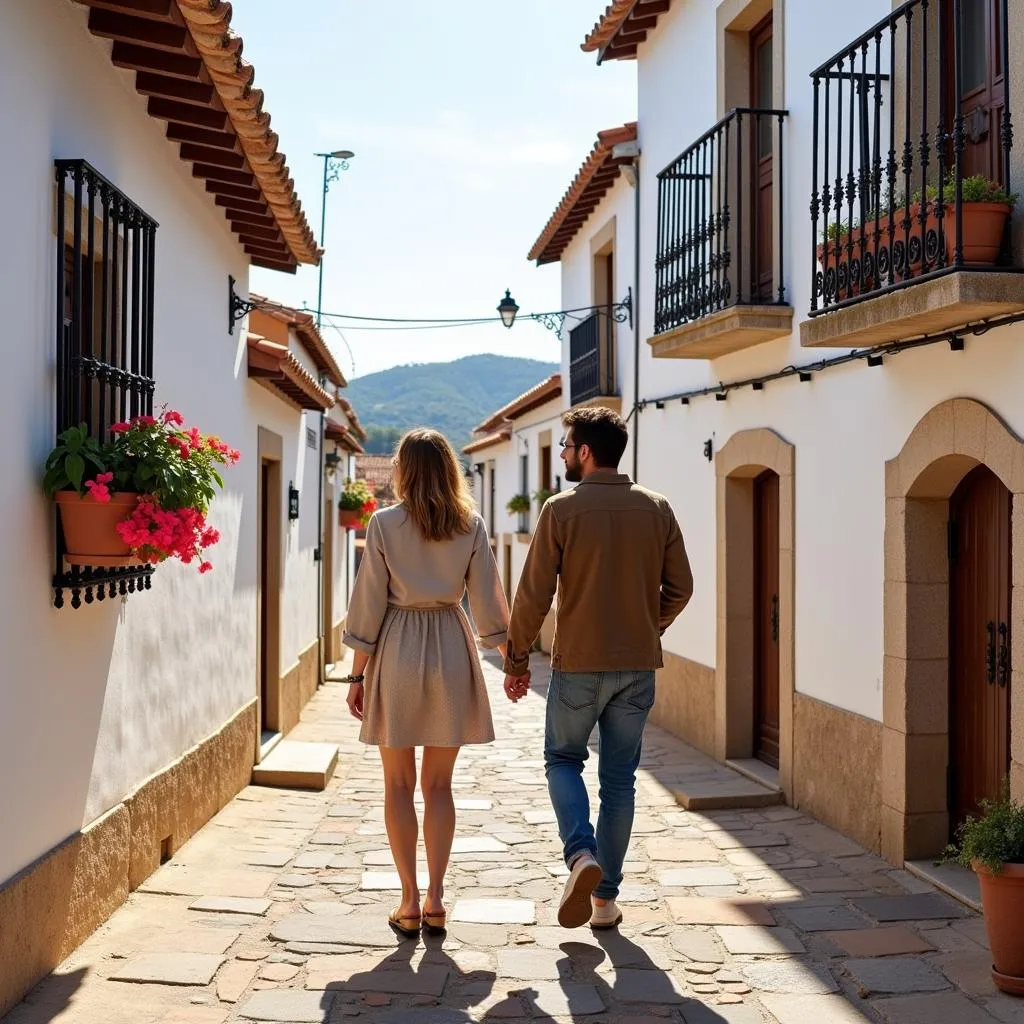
[614,139,642,482]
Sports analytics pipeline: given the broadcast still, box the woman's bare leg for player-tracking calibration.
[420,746,460,915]
[379,746,420,918]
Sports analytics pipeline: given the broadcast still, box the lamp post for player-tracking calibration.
[313,148,353,686]
[495,288,632,334]
[315,150,354,329]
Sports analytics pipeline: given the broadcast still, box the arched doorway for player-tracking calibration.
[716,429,794,796]
[882,398,1024,864]
[949,465,1012,834]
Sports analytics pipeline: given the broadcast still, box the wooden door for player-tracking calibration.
[750,14,774,301]
[946,0,1006,184]
[753,471,780,767]
[259,460,271,732]
[949,465,1011,833]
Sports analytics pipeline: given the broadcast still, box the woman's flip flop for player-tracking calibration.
[422,910,447,935]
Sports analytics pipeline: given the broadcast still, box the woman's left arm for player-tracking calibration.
[465,519,509,649]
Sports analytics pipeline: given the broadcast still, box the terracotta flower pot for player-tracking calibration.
[54,490,140,566]
[974,859,1024,994]
[945,202,1011,263]
[339,508,362,531]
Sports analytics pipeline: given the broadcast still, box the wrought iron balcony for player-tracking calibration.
[809,0,1014,318]
[568,311,615,406]
[654,108,789,340]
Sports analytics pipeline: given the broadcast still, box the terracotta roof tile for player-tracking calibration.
[175,0,320,267]
[249,297,345,387]
[336,397,367,442]
[355,455,395,490]
[475,374,562,434]
[463,429,512,456]
[78,0,320,272]
[582,0,674,63]
[528,124,637,265]
[325,415,364,453]
[247,333,334,411]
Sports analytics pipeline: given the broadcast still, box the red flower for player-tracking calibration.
[162,410,184,426]
[110,421,130,434]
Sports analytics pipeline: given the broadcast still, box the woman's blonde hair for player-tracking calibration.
[392,428,476,541]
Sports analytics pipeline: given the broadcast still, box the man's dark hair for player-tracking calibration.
[562,406,629,468]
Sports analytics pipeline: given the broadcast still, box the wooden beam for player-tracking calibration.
[238,235,289,256]
[223,209,278,229]
[136,71,214,106]
[205,180,263,202]
[148,96,227,130]
[88,8,188,52]
[192,163,254,186]
[634,0,671,13]
[231,222,282,242]
[112,41,202,79]
[214,195,271,217]
[179,143,245,169]
[75,0,175,22]
[166,123,237,150]
[250,255,298,274]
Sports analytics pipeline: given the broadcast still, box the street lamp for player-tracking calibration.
[314,149,355,329]
[497,289,520,329]
[495,287,632,334]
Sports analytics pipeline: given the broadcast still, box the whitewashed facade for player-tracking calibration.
[0,0,348,1012]
[532,0,1024,865]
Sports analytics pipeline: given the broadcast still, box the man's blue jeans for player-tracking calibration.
[544,669,656,900]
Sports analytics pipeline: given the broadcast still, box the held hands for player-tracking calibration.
[503,672,531,703]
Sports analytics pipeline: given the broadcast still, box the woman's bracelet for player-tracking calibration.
[343,674,364,684]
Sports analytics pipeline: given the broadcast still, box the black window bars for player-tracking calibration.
[53,159,158,608]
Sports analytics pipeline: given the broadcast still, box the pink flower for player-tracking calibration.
[199,561,213,574]
[187,427,203,450]
[110,422,130,434]
[162,409,184,426]
[84,479,110,503]
[96,472,113,485]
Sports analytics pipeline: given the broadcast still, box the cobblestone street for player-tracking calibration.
[4,656,1019,1024]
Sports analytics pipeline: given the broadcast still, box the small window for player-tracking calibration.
[53,160,158,608]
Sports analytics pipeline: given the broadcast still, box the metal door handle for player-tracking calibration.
[999,621,1010,688]
[770,594,779,644]
[987,621,997,684]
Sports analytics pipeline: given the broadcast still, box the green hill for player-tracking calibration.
[344,354,559,455]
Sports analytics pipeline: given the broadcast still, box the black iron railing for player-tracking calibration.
[568,311,615,406]
[655,108,789,335]
[53,159,158,607]
[810,0,1013,315]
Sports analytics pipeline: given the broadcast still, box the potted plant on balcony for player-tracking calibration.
[915,175,1017,265]
[943,786,1024,995]
[339,478,376,530]
[506,493,531,516]
[533,487,557,508]
[44,409,239,571]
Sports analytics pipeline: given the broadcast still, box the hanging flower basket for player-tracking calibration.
[339,477,377,531]
[54,489,141,566]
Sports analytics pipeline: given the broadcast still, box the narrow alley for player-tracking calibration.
[3,658,1010,1024]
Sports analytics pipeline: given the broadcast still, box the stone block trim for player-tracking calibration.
[883,398,1024,863]
[715,428,796,799]
[0,699,257,1016]
[652,651,716,756]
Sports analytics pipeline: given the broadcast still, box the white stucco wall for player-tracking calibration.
[546,0,1024,724]
[0,1,316,884]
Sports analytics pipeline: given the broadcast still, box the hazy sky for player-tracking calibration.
[243,0,636,378]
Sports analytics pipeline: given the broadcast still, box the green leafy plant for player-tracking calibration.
[942,784,1024,874]
[533,488,557,507]
[913,174,1018,208]
[506,493,531,515]
[43,424,108,497]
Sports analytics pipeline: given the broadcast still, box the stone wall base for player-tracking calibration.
[0,699,257,1016]
[652,651,716,756]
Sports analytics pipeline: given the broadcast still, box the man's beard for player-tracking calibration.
[564,460,582,483]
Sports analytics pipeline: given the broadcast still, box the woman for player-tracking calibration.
[342,428,509,938]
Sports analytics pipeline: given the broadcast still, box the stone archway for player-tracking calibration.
[882,398,1024,864]
[716,428,795,798]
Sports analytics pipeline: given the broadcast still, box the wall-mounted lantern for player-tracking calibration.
[288,483,300,520]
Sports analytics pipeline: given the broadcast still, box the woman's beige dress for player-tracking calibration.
[342,505,508,748]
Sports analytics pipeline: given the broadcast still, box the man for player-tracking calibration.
[504,406,693,929]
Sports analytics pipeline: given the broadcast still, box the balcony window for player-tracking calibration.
[568,311,616,406]
[802,0,1024,349]
[651,107,793,359]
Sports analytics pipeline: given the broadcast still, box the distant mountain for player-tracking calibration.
[344,354,559,455]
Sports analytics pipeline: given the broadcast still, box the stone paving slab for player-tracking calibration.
[1,656,1003,1024]
[109,953,226,986]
